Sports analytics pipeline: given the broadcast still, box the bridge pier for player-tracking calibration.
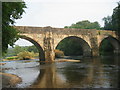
[43,30,55,62]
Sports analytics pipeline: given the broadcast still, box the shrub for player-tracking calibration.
[17,51,36,60]
[6,56,18,60]
[55,49,64,58]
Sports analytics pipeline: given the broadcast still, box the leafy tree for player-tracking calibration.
[27,45,39,53]
[103,2,120,33]
[2,2,26,55]
[102,16,113,30]
[112,2,120,39]
[56,37,83,56]
[17,51,36,60]
[64,20,101,30]
[13,45,27,55]
[99,39,114,55]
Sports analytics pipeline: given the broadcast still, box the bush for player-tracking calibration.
[55,49,64,58]
[17,51,36,60]
[6,56,18,60]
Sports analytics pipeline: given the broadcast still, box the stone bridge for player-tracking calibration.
[14,26,120,62]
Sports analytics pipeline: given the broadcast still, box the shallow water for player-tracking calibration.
[1,56,120,88]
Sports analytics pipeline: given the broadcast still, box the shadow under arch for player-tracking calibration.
[99,35,120,55]
[55,36,92,57]
[19,35,45,61]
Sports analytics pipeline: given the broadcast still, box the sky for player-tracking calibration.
[14,0,119,46]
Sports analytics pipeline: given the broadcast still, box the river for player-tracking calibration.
[1,56,120,88]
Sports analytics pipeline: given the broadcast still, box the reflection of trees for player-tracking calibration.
[30,63,68,88]
[62,65,87,83]
[29,57,119,88]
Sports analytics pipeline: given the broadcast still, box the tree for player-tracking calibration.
[56,37,83,56]
[13,45,26,55]
[64,20,101,30]
[2,2,26,55]
[112,2,120,39]
[27,45,39,53]
[103,2,120,39]
[102,16,113,30]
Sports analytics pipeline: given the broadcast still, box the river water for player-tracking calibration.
[1,56,120,88]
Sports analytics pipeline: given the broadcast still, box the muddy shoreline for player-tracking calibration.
[0,72,22,88]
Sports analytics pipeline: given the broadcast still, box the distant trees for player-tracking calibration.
[102,16,113,30]
[56,37,83,56]
[5,45,38,57]
[64,20,101,30]
[4,45,39,60]
[99,39,114,55]
[103,2,120,33]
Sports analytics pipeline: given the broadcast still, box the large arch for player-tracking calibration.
[99,36,120,55]
[20,35,45,61]
[55,36,92,57]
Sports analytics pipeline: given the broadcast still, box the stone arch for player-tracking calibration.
[20,35,45,61]
[99,35,120,54]
[55,36,92,57]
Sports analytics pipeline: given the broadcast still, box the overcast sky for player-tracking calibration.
[14,0,119,46]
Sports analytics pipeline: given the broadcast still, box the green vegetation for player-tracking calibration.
[64,20,101,30]
[17,51,36,60]
[56,37,83,56]
[103,2,120,37]
[99,39,114,56]
[2,2,26,55]
[6,56,18,60]
[101,2,120,55]
[55,49,64,58]
[3,45,39,60]
[5,45,38,57]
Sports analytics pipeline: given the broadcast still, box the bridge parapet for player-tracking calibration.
[13,26,120,62]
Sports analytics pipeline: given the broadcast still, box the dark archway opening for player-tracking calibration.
[55,36,92,59]
[99,36,120,56]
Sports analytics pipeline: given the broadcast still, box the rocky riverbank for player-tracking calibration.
[0,72,22,88]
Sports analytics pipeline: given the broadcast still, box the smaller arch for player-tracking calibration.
[20,35,45,61]
[99,36,120,55]
[55,36,92,57]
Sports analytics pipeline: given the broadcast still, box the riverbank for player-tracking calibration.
[0,72,22,88]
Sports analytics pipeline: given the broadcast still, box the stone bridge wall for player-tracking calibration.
[14,26,120,62]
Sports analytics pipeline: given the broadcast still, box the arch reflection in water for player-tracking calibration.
[29,56,119,88]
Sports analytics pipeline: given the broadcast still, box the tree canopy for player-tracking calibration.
[2,2,26,55]
[64,20,101,30]
[103,2,120,31]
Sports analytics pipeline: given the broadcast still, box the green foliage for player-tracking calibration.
[27,45,39,53]
[17,51,36,60]
[5,45,39,58]
[103,2,120,33]
[99,39,114,55]
[55,49,64,58]
[56,37,83,56]
[2,2,26,54]
[112,2,120,32]
[64,20,101,30]
[13,45,27,55]
[6,56,18,60]
[102,16,113,30]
